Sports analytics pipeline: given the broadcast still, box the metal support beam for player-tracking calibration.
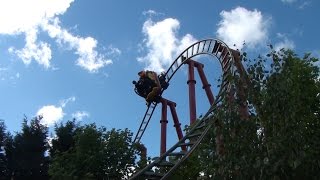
[231,50,249,120]
[160,98,168,155]
[186,60,197,125]
[168,101,186,151]
[195,62,215,105]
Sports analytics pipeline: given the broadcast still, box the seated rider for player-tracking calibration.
[138,70,161,103]
[133,75,154,99]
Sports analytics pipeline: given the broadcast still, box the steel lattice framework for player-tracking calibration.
[130,38,247,180]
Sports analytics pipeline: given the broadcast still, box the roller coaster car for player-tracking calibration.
[132,73,169,102]
[158,73,169,90]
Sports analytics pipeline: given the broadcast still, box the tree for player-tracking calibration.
[3,133,14,180]
[101,128,136,179]
[245,49,320,179]
[10,116,49,179]
[49,119,79,157]
[49,121,137,179]
[49,123,103,179]
[173,49,320,179]
[0,120,9,178]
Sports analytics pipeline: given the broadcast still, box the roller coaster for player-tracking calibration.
[130,38,248,179]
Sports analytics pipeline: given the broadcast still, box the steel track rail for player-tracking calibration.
[130,38,236,179]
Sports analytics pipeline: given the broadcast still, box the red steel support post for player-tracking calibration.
[231,50,249,120]
[186,60,197,125]
[137,143,147,167]
[168,101,186,151]
[195,63,215,105]
[160,98,168,155]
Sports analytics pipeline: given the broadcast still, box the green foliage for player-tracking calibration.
[0,117,138,180]
[102,128,136,178]
[173,49,320,179]
[49,120,136,180]
[133,143,148,169]
[170,121,210,179]
[8,116,49,179]
[170,151,203,179]
[246,49,320,179]
[50,119,79,157]
[4,133,14,179]
[0,120,9,177]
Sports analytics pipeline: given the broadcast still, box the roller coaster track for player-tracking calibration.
[130,39,237,180]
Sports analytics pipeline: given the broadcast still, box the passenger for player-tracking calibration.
[133,75,154,98]
[158,72,169,90]
[138,70,161,103]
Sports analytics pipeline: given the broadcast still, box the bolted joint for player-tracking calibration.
[160,120,168,123]
[202,84,211,89]
[173,123,181,127]
[187,79,196,84]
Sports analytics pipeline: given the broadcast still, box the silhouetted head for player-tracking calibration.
[138,70,146,77]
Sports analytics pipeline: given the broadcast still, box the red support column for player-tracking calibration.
[136,143,147,166]
[186,60,197,125]
[195,63,215,105]
[160,98,168,155]
[231,50,249,120]
[141,145,147,162]
[168,101,186,151]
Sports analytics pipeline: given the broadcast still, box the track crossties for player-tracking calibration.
[130,39,237,180]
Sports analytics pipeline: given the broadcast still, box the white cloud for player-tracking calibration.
[37,105,64,126]
[0,67,20,82]
[216,7,270,50]
[60,96,76,108]
[0,0,73,69]
[311,50,320,67]
[274,33,295,51]
[10,29,52,68]
[42,18,113,72]
[0,67,8,71]
[298,1,311,9]
[138,18,197,72]
[43,18,112,72]
[0,0,73,35]
[37,96,75,126]
[281,0,297,3]
[106,45,122,57]
[0,0,115,72]
[143,10,157,16]
[142,9,164,17]
[72,111,90,121]
[313,50,320,58]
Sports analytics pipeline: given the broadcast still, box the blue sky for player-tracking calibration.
[0,0,319,157]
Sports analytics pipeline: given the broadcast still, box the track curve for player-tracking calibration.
[130,38,237,179]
